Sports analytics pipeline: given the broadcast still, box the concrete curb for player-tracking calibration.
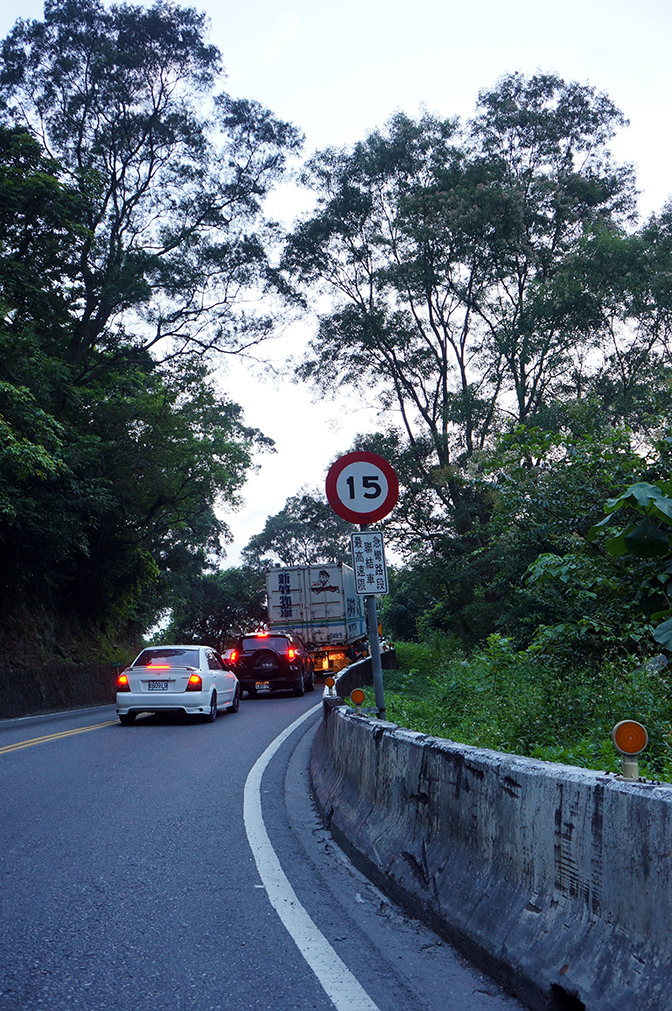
[310,703,672,1011]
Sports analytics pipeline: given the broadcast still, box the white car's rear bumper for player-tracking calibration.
[116,689,212,715]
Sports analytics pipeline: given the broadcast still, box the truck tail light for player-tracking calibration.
[117,673,131,692]
[186,674,203,692]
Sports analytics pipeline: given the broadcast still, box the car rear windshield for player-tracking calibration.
[133,648,200,668]
[241,637,289,652]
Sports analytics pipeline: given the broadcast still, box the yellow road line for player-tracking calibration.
[0,720,118,755]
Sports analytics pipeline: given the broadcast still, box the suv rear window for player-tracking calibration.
[133,648,200,668]
[241,636,290,652]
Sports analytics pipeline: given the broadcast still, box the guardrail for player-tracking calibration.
[310,697,672,1011]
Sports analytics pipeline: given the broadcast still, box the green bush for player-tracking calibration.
[359,635,672,782]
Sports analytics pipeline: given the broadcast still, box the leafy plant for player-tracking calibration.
[365,636,672,781]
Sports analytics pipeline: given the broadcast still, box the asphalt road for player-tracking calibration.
[0,694,525,1011]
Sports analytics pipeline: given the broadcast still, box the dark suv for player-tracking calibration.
[234,632,315,697]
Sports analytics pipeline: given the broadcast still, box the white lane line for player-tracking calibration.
[243,704,381,1011]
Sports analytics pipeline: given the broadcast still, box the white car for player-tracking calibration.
[116,645,241,725]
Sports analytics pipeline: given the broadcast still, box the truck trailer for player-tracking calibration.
[265,563,367,673]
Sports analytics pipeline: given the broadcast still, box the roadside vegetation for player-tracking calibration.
[0,0,301,669]
[356,638,672,782]
[3,0,672,767]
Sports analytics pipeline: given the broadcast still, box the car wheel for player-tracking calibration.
[306,664,316,692]
[293,672,305,697]
[229,684,241,713]
[119,713,136,726]
[205,692,217,722]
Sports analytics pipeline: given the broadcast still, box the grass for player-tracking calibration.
[350,635,672,782]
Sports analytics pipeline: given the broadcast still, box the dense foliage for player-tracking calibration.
[162,566,268,651]
[0,0,299,662]
[242,488,353,567]
[278,73,672,672]
[4,1,672,777]
[357,638,672,782]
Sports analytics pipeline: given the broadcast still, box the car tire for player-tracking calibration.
[306,664,315,692]
[252,648,279,674]
[229,685,241,713]
[293,672,305,697]
[118,713,136,726]
[205,692,217,722]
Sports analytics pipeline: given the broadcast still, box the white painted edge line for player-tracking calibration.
[243,703,380,1011]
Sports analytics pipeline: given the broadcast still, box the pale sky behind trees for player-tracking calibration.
[1,0,671,561]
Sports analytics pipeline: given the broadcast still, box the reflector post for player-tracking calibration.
[351,687,366,714]
[612,720,648,779]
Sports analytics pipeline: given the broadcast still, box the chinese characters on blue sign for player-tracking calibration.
[350,531,388,595]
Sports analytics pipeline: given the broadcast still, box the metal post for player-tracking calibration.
[365,594,385,719]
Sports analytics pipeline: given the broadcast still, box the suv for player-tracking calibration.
[234,632,315,697]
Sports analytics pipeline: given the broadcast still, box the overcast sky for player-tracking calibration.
[2,0,671,562]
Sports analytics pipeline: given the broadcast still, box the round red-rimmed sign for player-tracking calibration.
[325,451,399,524]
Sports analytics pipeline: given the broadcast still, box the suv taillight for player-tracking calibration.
[230,650,238,664]
[185,674,202,692]
[288,647,297,660]
[117,672,131,692]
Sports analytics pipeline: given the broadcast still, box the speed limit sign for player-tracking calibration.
[325,451,399,524]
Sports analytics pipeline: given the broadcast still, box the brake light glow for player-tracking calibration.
[117,673,131,692]
[230,650,237,663]
[185,674,202,692]
[288,648,297,660]
[147,664,171,670]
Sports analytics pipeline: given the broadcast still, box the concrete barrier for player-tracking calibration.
[310,703,672,1011]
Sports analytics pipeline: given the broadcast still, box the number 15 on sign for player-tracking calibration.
[325,451,399,525]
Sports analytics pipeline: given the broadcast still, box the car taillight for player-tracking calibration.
[185,674,202,692]
[288,648,297,660]
[117,673,131,692]
[230,650,237,663]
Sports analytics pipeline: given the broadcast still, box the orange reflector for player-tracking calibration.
[325,676,335,688]
[351,688,366,705]
[612,720,648,755]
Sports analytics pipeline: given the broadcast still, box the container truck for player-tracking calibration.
[265,563,367,672]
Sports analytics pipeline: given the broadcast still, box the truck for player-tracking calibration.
[265,563,367,673]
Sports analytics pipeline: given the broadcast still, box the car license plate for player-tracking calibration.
[255,681,269,689]
[148,680,168,691]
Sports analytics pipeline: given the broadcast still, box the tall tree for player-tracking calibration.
[0,0,303,375]
[242,489,353,567]
[0,2,300,658]
[165,567,268,650]
[283,74,638,541]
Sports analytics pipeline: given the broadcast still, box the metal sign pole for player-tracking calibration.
[325,451,397,722]
[360,523,386,719]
